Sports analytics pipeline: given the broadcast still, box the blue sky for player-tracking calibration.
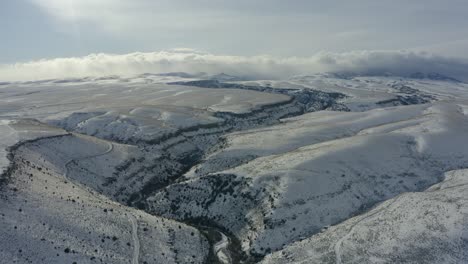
[2,0,468,63]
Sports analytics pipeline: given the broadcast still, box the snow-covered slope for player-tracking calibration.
[145,101,468,257]
[261,168,468,264]
[0,75,302,263]
[1,73,468,263]
[287,74,468,111]
[0,78,290,143]
[0,133,209,264]
[0,120,66,177]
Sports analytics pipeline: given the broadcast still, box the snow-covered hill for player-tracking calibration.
[261,168,468,264]
[1,73,468,263]
[146,101,468,257]
[0,133,209,263]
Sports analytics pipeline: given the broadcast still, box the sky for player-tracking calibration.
[1,0,468,81]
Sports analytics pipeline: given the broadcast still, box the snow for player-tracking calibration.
[0,132,209,264]
[2,73,468,263]
[185,104,430,177]
[151,100,468,256]
[287,75,468,111]
[261,169,468,264]
[0,79,289,144]
[0,120,66,176]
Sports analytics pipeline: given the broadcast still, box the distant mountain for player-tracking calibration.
[291,71,463,83]
[209,73,245,81]
[409,72,461,82]
[140,72,198,78]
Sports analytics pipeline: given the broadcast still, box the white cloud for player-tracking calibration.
[1,50,468,81]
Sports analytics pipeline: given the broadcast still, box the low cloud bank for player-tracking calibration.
[1,49,468,81]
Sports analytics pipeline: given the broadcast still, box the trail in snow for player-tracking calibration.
[60,136,140,264]
[63,136,114,181]
[129,214,140,264]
